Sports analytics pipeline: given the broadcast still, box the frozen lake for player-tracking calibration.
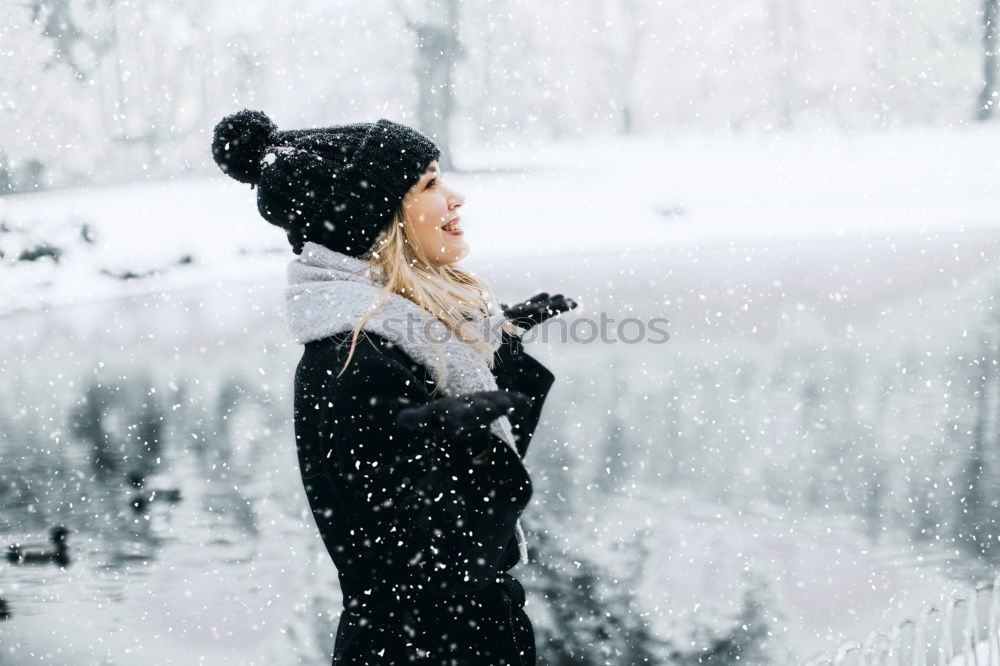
[4,224,1000,663]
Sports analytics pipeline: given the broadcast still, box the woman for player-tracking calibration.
[211,109,576,665]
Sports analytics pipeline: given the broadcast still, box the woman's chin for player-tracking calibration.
[437,239,469,265]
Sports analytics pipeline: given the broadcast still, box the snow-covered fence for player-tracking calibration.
[805,574,1000,665]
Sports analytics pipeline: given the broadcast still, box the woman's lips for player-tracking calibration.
[441,217,462,235]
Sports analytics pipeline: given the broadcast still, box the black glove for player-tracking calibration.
[396,390,531,456]
[500,292,578,332]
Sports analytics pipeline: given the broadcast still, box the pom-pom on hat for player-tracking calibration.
[211,109,441,257]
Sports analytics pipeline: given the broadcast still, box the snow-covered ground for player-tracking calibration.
[1,124,999,318]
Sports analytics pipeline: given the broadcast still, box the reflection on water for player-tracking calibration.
[0,285,330,663]
[2,237,1000,663]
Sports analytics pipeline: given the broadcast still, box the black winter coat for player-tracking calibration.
[293,329,556,665]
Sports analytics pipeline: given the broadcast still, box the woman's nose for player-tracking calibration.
[449,187,465,208]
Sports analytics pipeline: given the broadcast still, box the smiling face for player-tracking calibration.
[402,160,468,266]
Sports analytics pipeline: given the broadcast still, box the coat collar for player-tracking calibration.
[284,241,505,353]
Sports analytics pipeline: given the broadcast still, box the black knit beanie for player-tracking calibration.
[211,109,441,257]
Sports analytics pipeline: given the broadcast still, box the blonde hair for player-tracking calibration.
[337,204,522,389]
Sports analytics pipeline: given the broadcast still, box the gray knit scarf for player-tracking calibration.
[284,240,528,565]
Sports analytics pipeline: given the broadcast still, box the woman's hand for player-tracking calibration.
[395,390,531,442]
[501,292,578,331]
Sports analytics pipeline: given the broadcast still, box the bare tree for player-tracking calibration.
[27,0,209,176]
[977,0,999,120]
[393,0,464,170]
[768,0,803,130]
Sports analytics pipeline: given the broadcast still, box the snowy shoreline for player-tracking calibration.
[3,125,999,319]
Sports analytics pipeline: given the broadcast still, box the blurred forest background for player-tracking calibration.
[1,0,998,192]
